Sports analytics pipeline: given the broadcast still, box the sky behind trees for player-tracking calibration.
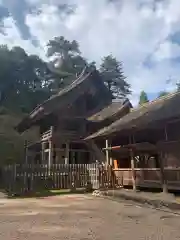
[0,0,180,104]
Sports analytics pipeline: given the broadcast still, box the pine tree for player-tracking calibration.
[139,91,149,105]
[100,55,131,99]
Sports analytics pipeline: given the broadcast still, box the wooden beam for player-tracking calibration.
[54,148,92,153]
[103,145,121,151]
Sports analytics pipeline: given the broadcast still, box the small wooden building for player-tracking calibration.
[86,92,180,191]
[16,68,132,166]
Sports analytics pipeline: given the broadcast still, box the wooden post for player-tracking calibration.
[159,152,168,193]
[24,140,28,164]
[105,139,109,165]
[164,124,168,141]
[48,139,53,167]
[109,140,113,166]
[65,143,69,164]
[41,142,45,163]
[130,149,136,191]
[48,126,54,166]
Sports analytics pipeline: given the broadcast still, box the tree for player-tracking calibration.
[176,82,180,91]
[100,55,131,99]
[46,36,88,92]
[157,91,169,98]
[47,36,80,59]
[0,45,51,113]
[139,91,149,105]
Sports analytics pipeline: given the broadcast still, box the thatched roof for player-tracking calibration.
[86,91,180,140]
[16,68,111,133]
[87,99,132,122]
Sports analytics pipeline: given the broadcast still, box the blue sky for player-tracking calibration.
[0,0,180,105]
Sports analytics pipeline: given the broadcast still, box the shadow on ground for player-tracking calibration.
[6,188,92,199]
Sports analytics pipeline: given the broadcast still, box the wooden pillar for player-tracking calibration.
[105,139,109,165]
[24,140,28,164]
[48,139,53,167]
[48,126,54,166]
[65,143,69,164]
[41,141,46,163]
[109,140,113,166]
[159,152,168,193]
[161,125,168,192]
[164,124,168,141]
[130,149,136,191]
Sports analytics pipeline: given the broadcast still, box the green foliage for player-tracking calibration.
[0,45,51,113]
[0,108,38,165]
[139,91,149,105]
[176,82,180,91]
[100,55,131,99]
[157,91,169,98]
[46,36,88,92]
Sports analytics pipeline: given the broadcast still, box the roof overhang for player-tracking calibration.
[85,91,180,140]
[16,69,111,133]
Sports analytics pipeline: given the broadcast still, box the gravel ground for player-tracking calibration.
[0,194,180,239]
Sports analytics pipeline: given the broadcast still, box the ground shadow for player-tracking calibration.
[6,188,93,199]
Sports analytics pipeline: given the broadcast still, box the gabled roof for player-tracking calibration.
[85,91,180,140]
[87,99,132,122]
[16,68,111,133]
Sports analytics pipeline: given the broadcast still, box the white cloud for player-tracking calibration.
[153,41,180,61]
[0,16,44,56]
[2,0,180,105]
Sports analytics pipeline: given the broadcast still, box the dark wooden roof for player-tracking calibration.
[87,99,132,122]
[16,68,111,133]
[86,91,180,139]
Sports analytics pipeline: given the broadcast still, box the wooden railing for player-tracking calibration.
[113,168,132,186]
[113,168,180,190]
[41,127,84,142]
[135,168,162,188]
[164,168,180,190]
[41,129,52,141]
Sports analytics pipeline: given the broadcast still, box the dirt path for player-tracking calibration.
[0,194,180,239]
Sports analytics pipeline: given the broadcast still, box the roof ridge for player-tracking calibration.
[28,67,90,117]
[131,90,180,113]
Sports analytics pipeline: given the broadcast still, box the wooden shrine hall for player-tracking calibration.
[86,91,180,191]
[16,68,132,166]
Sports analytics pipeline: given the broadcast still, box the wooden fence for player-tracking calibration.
[4,164,180,196]
[2,164,113,195]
